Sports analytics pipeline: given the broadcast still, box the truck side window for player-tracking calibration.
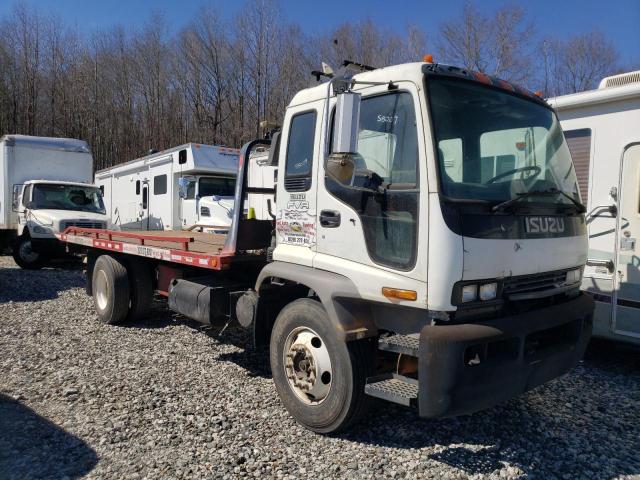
[326,91,419,270]
[284,110,316,192]
[154,175,167,195]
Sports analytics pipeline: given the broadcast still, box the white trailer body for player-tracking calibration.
[0,135,108,268]
[549,71,640,345]
[95,144,242,233]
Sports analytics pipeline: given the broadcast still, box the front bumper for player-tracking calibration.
[418,292,594,417]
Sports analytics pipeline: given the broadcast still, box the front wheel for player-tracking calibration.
[270,298,375,433]
[12,235,45,270]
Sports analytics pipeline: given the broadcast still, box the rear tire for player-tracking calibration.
[12,235,45,270]
[270,298,375,433]
[126,259,153,321]
[92,255,130,324]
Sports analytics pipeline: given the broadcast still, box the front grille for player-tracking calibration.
[61,220,105,230]
[503,269,570,297]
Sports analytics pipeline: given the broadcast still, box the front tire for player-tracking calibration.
[270,298,375,433]
[92,255,130,324]
[12,235,45,270]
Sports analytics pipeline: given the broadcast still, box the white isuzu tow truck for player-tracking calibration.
[0,135,108,269]
[59,61,594,433]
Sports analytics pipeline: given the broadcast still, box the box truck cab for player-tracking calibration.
[0,135,107,269]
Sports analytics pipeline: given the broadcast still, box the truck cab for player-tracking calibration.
[12,180,108,268]
[257,61,593,428]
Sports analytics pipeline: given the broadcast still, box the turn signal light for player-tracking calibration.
[382,287,417,301]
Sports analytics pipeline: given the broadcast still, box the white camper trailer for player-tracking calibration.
[549,71,640,345]
[0,135,108,269]
[96,144,244,233]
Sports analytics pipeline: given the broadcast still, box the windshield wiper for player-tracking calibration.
[492,188,586,213]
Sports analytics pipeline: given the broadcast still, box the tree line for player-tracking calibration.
[0,1,631,170]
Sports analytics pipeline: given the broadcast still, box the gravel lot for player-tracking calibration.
[0,255,639,480]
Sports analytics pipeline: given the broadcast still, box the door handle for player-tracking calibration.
[320,210,341,228]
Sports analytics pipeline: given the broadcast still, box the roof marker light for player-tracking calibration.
[423,54,434,63]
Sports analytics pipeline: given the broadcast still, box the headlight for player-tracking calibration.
[32,225,52,234]
[461,284,478,302]
[566,268,582,284]
[479,282,498,301]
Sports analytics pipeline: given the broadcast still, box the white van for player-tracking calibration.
[549,70,640,345]
[0,135,108,269]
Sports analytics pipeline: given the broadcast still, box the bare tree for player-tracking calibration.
[437,3,535,84]
[543,31,620,96]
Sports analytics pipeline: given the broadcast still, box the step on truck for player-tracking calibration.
[59,60,595,433]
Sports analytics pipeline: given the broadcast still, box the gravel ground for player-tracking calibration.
[0,255,639,480]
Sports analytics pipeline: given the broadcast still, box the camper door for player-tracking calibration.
[147,156,173,230]
[614,143,640,338]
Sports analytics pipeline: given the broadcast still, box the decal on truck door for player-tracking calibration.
[276,193,316,246]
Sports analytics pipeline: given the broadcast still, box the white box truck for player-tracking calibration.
[0,135,108,269]
[95,144,274,234]
[60,61,594,433]
[548,70,640,345]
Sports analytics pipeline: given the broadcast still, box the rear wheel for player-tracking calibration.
[270,298,375,433]
[12,234,45,270]
[92,255,130,324]
[126,259,153,321]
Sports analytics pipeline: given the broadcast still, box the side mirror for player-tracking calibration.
[267,131,281,167]
[177,177,189,199]
[333,91,361,154]
[326,153,356,185]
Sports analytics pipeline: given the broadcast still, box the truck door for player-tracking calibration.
[179,177,198,228]
[273,107,320,267]
[614,143,640,338]
[315,84,428,298]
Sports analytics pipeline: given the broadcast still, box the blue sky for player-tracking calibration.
[1,0,639,64]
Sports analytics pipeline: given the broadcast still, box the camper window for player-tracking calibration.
[136,180,140,195]
[154,175,167,195]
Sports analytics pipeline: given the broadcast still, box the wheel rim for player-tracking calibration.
[283,327,332,405]
[19,240,39,263]
[95,269,109,311]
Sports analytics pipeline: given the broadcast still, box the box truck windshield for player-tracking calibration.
[30,184,106,214]
[428,77,580,211]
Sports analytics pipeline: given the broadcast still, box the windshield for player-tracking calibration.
[199,176,236,197]
[428,77,580,210]
[31,184,106,214]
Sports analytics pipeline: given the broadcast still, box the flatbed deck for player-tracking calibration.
[58,227,259,270]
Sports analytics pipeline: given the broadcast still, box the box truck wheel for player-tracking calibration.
[12,234,45,270]
[270,298,374,433]
[92,255,130,324]
[126,259,153,321]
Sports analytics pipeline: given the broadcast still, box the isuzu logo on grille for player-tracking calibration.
[525,217,565,234]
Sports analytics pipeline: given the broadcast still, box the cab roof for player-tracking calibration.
[288,61,545,108]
